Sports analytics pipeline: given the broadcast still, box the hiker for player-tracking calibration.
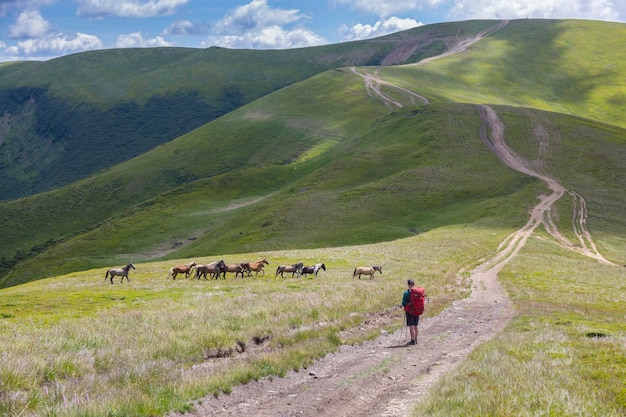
[402,279,425,345]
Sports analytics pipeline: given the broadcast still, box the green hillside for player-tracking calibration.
[381,19,626,129]
[0,21,494,200]
[1,19,625,287]
[1,19,626,417]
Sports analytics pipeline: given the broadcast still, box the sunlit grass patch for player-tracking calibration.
[411,235,626,417]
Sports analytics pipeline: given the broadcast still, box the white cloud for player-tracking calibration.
[76,0,190,18]
[205,0,327,49]
[5,32,103,57]
[213,0,303,33]
[204,26,326,49]
[448,0,621,22]
[115,32,174,48]
[163,20,209,36]
[8,9,54,39]
[341,16,422,41]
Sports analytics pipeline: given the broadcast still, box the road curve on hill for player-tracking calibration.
[169,21,616,416]
[171,103,612,417]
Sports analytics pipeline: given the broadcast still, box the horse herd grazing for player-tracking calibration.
[104,259,383,284]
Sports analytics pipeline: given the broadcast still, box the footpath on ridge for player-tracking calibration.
[171,20,613,416]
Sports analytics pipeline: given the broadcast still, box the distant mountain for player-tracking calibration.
[0,19,624,288]
[0,21,480,201]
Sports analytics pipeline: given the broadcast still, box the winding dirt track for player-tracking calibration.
[171,20,613,416]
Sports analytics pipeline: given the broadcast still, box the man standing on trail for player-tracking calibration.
[402,279,423,345]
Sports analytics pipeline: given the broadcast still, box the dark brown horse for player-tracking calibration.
[224,262,250,278]
[275,262,304,278]
[352,265,382,280]
[169,261,197,280]
[247,258,270,276]
[195,260,226,280]
[104,263,135,284]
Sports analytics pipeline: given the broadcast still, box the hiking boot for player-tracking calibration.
[407,339,416,345]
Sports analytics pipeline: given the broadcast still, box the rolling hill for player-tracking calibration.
[0,19,625,289]
[0,20,488,201]
[1,18,626,417]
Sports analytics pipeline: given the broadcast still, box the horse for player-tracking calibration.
[247,258,270,276]
[275,262,304,278]
[169,261,196,280]
[301,263,326,278]
[352,265,382,280]
[104,263,135,284]
[196,260,226,280]
[224,262,250,278]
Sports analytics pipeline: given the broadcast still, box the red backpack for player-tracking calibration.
[404,286,425,316]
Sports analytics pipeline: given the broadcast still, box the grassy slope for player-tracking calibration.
[0,20,502,259]
[3,20,625,287]
[1,19,626,417]
[0,72,539,286]
[382,19,626,129]
[1,23,497,201]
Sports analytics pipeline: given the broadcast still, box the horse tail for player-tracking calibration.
[352,268,357,277]
[105,270,109,280]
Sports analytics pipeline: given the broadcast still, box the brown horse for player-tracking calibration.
[224,262,250,278]
[352,265,382,280]
[104,263,135,284]
[275,262,304,278]
[169,261,196,280]
[195,260,227,280]
[247,258,270,276]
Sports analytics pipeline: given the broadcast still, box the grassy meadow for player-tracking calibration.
[1,18,626,417]
[412,231,626,417]
[0,225,506,416]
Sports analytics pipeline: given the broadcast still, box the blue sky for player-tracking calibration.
[0,0,624,62]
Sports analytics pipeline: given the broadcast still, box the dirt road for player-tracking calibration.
[170,21,611,416]
[172,108,565,417]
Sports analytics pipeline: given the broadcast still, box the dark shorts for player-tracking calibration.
[406,312,420,326]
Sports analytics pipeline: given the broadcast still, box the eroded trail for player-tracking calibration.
[170,22,613,416]
[478,105,615,266]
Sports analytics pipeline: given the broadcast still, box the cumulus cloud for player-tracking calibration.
[76,0,190,18]
[341,16,422,41]
[115,32,174,48]
[163,20,209,36]
[205,0,327,49]
[448,0,621,22]
[8,9,54,39]
[5,32,103,57]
